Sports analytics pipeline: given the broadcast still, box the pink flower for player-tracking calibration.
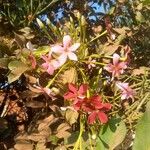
[87,58,96,69]
[51,35,80,65]
[104,53,127,78]
[41,54,60,75]
[116,82,135,100]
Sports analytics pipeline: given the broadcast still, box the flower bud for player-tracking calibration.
[91,134,96,140]
[81,15,86,26]
[46,18,51,25]
[51,87,60,95]
[76,11,81,19]
[36,18,44,29]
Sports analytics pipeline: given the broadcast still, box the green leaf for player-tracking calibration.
[142,0,150,5]
[8,60,28,83]
[96,118,127,150]
[65,131,79,145]
[133,101,150,150]
[33,46,50,57]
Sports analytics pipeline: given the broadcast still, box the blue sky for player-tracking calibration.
[40,1,115,23]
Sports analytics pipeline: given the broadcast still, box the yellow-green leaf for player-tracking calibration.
[8,60,28,83]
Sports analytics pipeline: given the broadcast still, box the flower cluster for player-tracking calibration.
[64,83,111,124]
[104,50,135,101]
[41,35,80,75]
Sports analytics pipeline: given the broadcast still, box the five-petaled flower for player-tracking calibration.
[104,53,127,79]
[81,95,111,124]
[51,35,80,65]
[116,82,135,100]
[64,83,88,100]
[87,57,96,69]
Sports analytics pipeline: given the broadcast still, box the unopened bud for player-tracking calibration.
[76,12,81,19]
[111,34,116,40]
[46,18,51,25]
[81,15,86,26]
[51,87,60,95]
[36,18,44,29]
[91,134,96,140]
[70,16,73,23]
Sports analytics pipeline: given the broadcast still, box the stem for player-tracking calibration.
[88,132,94,150]
[42,27,55,43]
[81,60,106,66]
[37,0,60,15]
[136,93,149,111]
[75,65,87,83]
[73,115,84,150]
[46,63,68,88]
[30,0,33,13]
[88,30,107,44]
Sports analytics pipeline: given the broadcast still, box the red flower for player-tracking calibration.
[64,84,111,125]
[81,95,111,124]
[63,83,88,100]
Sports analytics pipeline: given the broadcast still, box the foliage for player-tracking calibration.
[133,101,150,150]
[0,0,150,149]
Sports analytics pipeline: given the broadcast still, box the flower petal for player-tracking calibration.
[113,53,120,65]
[102,103,112,110]
[52,60,61,69]
[43,87,52,95]
[68,83,78,93]
[41,55,49,62]
[63,35,72,48]
[47,65,55,75]
[42,62,48,69]
[69,43,80,52]
[88,112,97,124]
[68,52,78,61]
[78,84,88,95]
[73,99,83,110]
[118,62,127,69]
[104,64,114,72]
[51,45,64,53]
[121,94,128,100]
[58,53,67,65]
[97,112,108,123]
[90,96,103,109]
[116,82,129,91]
[64,92,76,100]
